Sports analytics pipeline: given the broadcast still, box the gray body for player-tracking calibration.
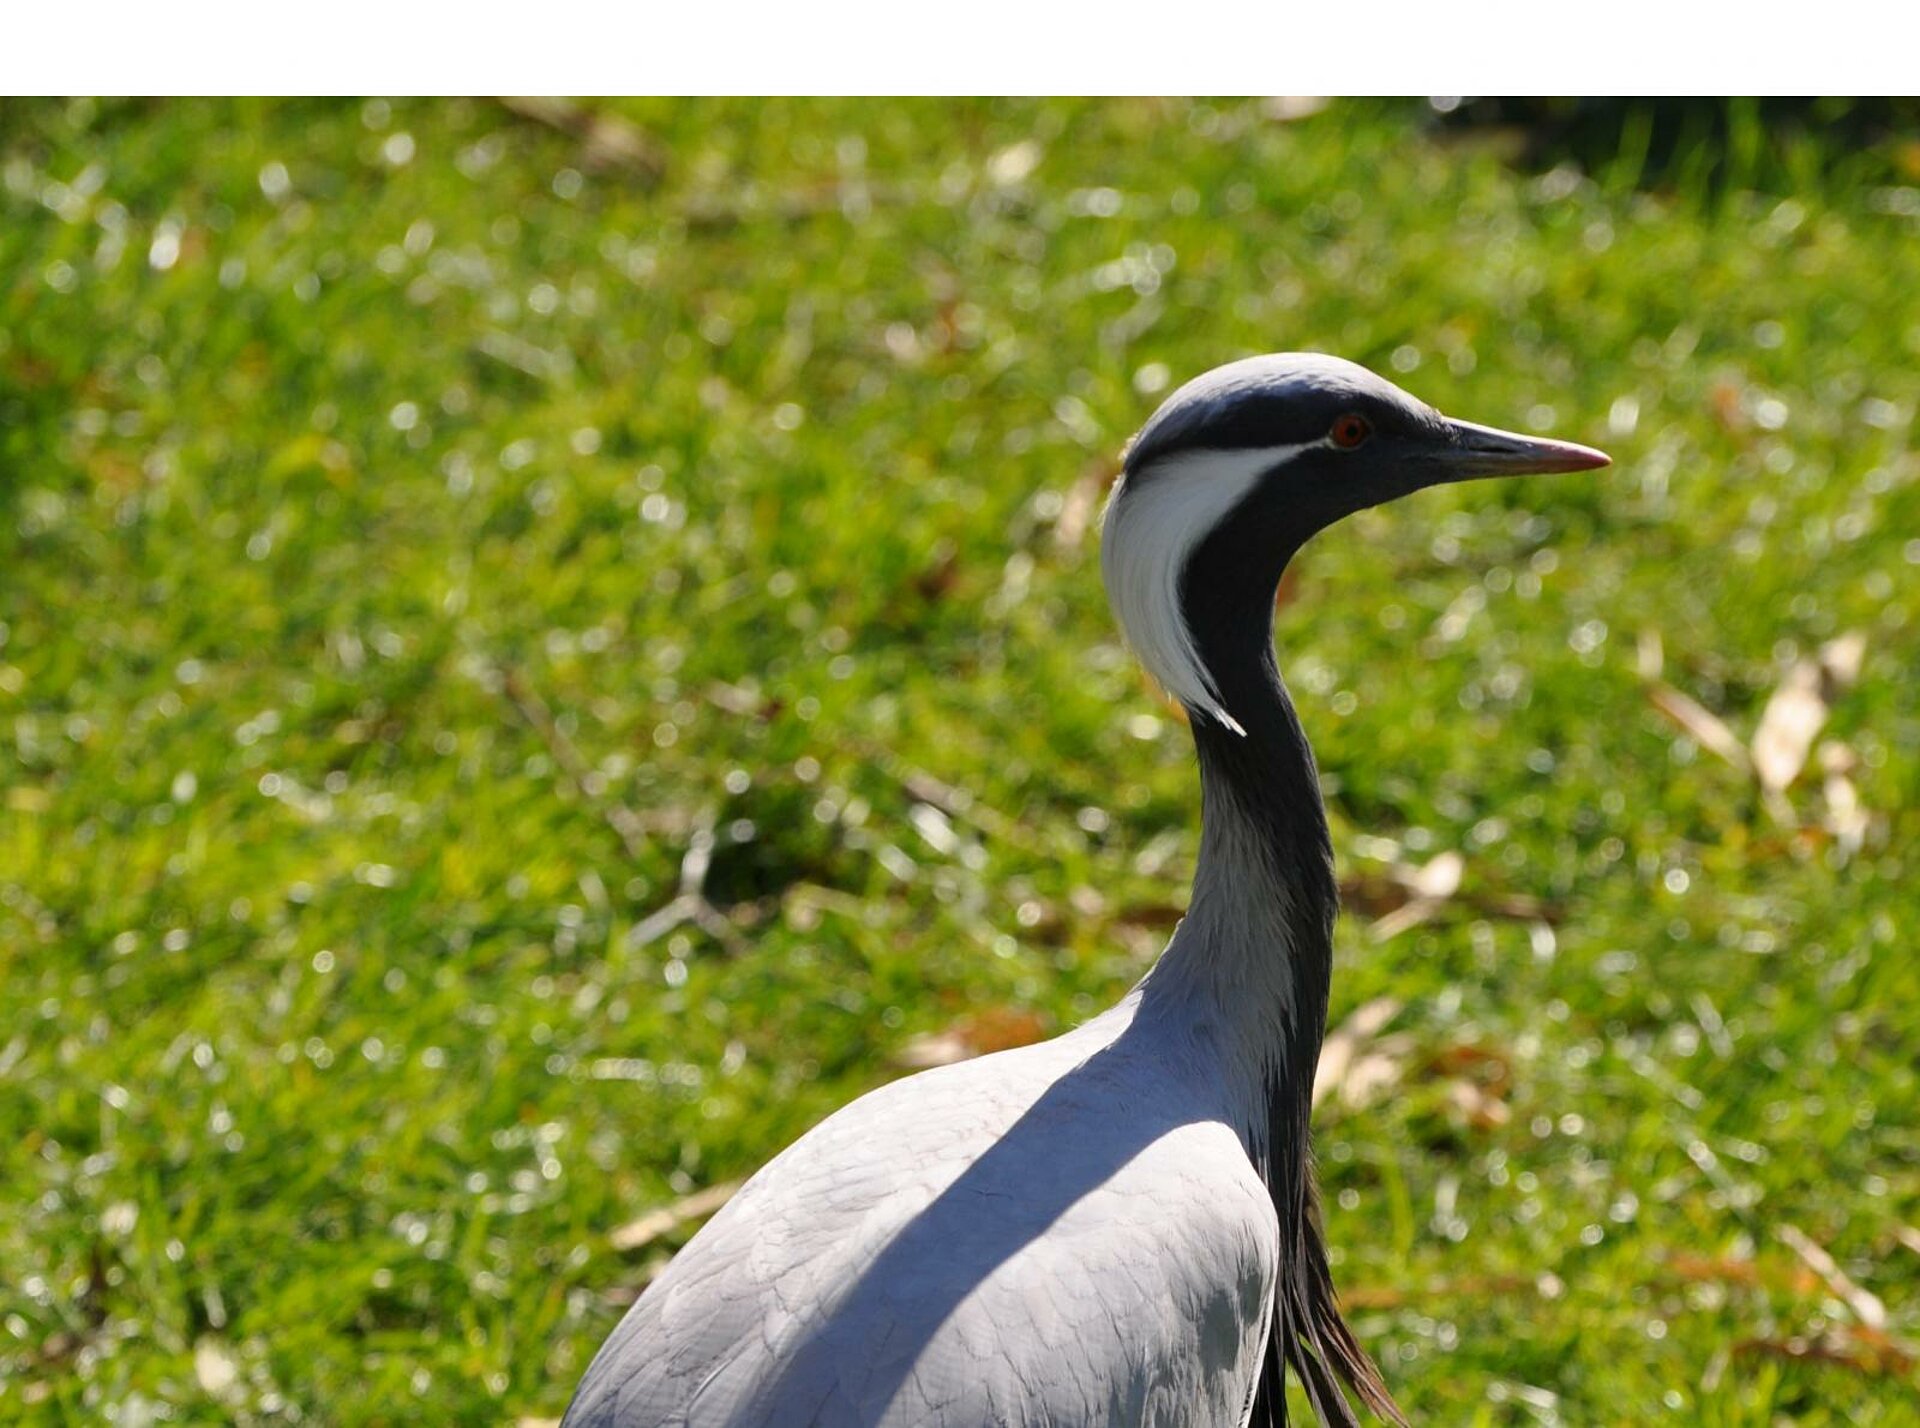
[566,988,1278,1427]
[562,355,1606,1428]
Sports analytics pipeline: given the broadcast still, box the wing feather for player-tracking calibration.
[563,1026,1278,1428]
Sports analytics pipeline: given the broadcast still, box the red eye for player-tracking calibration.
[1330,413,1371,449]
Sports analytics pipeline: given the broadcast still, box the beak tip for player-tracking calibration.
[1442,417,1615,477]
[1517,434,1612,475]
[1570,443,1612,473]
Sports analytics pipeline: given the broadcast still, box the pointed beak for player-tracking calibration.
[1428,417,1612,482]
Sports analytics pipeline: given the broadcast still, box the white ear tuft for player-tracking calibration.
[1100,445,1305,736]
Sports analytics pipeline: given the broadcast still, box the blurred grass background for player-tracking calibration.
[1,97,1916,1426]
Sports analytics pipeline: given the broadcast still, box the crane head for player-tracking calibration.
[1101,354,1609,734]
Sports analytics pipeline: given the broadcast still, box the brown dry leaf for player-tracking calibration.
[895,1007,1050,1070]
[1752,633,1869,795]
[913,542,961,602]
[1753,662,1828,792]
[882,759,1022,850]
[1636,628,1665,681]
[1777,1223,1889,1330]
[1401,850,1464,899]
[1648,683,1750,771]
[1709,379,1748,433]
[610,1180,742,1253]
[1112,901,1186,931]
[1446,1078,1511,1129]
[495,97,666,179]
[1432,1043,1514,1128]
[1732,1331,1913,1378]
[1339,1038,1416,1109]
[1272,564,1302,615]
[1821,631,1868,685]
[954,1006,1050,1055]
[1067,884,1107,918]
[1667,1251,1762,1287]
[1478,892,1562,922]
[895,1029,975,1069]
[704,680,767,717]
[1368,851,1463,942]
[1336,868,1405,918]
[986,139,1043,186]
[1431,1043,1513,1084]
[1265,97,1331,121]
[1819,741,1870,854]
[1352,858,1561,926]
[1314,997,1402,1107]
[1342,1273,1536,1312]
[1369,898,1439,942]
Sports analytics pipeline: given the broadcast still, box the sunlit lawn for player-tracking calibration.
[2,97,1917,1425]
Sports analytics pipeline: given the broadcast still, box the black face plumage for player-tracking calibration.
[1099,351,1609,751]
[1107,352,1609,737]
[1123,355,1470,562]
[1124,353,1448,477]
[1124,351,1609,581]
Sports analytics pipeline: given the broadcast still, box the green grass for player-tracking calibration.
[2,97,1917,1426]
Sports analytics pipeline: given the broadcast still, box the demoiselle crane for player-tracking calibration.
[564,355,1609,1427]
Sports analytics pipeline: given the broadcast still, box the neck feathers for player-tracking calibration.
[1171,566,1404,1428]
[1101,446,1307,735]
[1107,449,1401,1424]
[1191,662,1404,1428]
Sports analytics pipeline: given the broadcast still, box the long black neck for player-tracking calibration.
[1168,511,1403,1428]
[1190,612,1338,1054]
[1177,509,1338,1069]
